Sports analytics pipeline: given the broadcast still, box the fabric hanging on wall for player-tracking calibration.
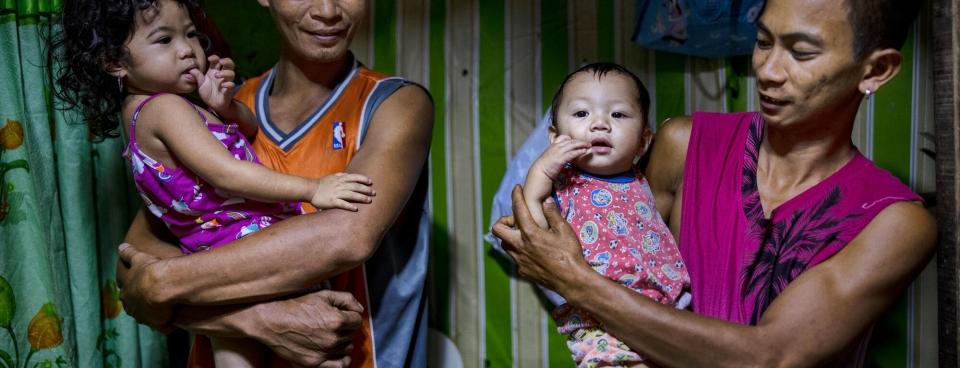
[632,0,765,57]
[0,1,167,367]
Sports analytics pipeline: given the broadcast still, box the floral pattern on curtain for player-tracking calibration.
[0,1,167,367]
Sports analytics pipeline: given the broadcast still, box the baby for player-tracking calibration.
[524,62,690,368]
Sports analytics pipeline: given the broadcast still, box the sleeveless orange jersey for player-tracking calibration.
[187,59,428,368]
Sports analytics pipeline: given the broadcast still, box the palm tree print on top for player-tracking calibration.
[737,118,862,325]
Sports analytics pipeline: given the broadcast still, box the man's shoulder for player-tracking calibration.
[652,111,756,154]
[842,154,921,206]
[355,66,433,108]
[849,200,936,268]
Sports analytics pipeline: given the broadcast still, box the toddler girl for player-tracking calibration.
[524,63,690,368]
[51,0,374,366]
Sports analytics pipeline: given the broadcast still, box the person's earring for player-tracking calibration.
[865,89,872,100]
[117,76,124,93]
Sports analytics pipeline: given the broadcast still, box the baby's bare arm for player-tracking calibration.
[523,136,589,228]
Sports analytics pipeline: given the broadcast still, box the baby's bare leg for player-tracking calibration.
[211,337,268,368]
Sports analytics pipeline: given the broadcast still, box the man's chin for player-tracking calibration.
[301,45,350,64]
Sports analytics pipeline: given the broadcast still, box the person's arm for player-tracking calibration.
[123,85,433,306]
[116,209,183,330]
[494,186,935,367]
[193,55,258,138]
[139,94,373,209]
[643,117,690,232]
[118,210,361,367]
[523,135,590,228]
[171,290,362,367]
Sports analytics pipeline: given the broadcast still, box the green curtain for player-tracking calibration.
[0,1,167,367]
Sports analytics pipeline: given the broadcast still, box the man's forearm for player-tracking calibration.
[151,209,382,306]
[172,304,254,338]
[562,269,767,368]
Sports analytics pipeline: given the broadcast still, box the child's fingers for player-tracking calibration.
[559,147,588,160]
[218,57,235,71]
[341,183,376,196]
[338,191,374,204]
[556,140,589,154]
[189,68,205,84]
[333,199,359,212]
[207,54,221,69]
[334,173,373,185]
[217,69,235,82]
[564,137,590,148]
[221,82,235,91]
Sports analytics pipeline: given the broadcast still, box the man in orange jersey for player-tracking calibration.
[117,0,433,367]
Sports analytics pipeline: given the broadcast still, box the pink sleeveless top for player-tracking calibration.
[680,112,920,366]
[122,94,301,254]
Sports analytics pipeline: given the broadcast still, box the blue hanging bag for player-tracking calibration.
[632,0,765,58]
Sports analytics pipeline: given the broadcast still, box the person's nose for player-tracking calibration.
[309,0,342,23]
[754,47,787,89]
[589,115,611,132]
[177,40,196,60]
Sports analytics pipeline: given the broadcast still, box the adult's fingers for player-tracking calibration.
[542,198,568,234]
[494,215,515,228]
[509,185,536,231]
[321,290,365,314]
[118,243,159,266]
[118,243,134,264]
[316,356,351,368]
[491,216,520,251]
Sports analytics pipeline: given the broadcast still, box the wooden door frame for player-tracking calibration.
[934,0,959,365]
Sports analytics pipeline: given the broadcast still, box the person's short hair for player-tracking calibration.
[844,0,922,62]
[549,62,651,129]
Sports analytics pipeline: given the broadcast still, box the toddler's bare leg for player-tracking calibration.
[211,337,268,368]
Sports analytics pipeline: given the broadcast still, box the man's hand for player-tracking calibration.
[117,243,175,332]
[249,290,364,368]
[492,185,589,293]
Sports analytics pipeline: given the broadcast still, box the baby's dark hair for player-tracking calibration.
[49,0,201,140]
[549,62,651,129]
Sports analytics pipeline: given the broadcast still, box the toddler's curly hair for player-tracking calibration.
[49,0,201,140]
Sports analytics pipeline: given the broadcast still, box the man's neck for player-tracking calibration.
[756,109,859,216]
[270,51,354,99]
[264,51,354,133]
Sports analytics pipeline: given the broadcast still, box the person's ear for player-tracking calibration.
[858,48,902,96]
[634,127,653,162]
[548,124,559,143]
[104,63,127,83]
[640,127,653,155]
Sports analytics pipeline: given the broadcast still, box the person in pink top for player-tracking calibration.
[494,0,936,366]
[523,63,689,368]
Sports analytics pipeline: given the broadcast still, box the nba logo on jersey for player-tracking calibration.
[332,121,345,150]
